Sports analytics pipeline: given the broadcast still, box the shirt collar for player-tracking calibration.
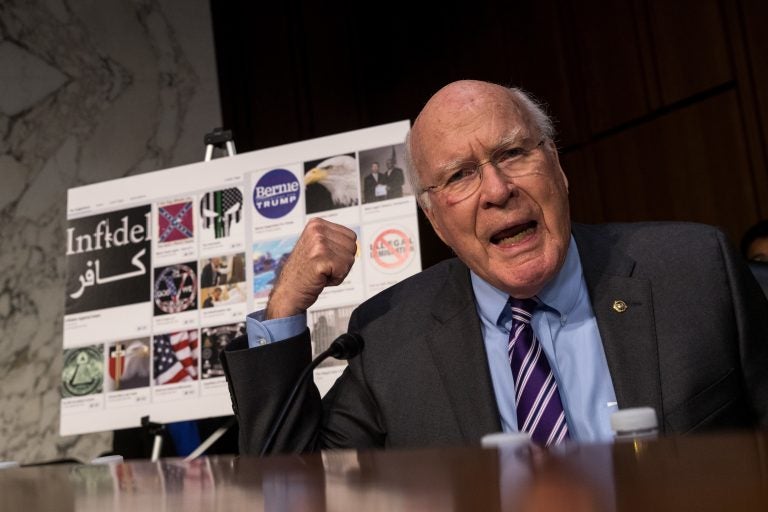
[470,235,583,327]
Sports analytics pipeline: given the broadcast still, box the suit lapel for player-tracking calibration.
[424,261,502,441]
[572,225,665,428]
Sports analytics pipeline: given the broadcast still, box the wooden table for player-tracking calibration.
[2,430,767,511]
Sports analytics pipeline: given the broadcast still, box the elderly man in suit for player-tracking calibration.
[362,161,387,203]
[384,157,405,199]
[223,80,768,455]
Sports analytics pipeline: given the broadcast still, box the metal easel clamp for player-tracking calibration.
[204,127,237,161]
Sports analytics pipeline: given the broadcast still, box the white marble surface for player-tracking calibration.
[0,0,221,464]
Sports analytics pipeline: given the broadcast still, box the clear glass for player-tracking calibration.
[422,139,546,202]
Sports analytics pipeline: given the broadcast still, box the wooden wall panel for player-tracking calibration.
[504,0,584,148]
[566,0,651,133]
[560,149,607,224]
[740,0,768,145]
[590,90,756,241]
[211,0,768,258]
[736,0,768,220]
[211,4,309,148]
[291,5,365,136]
[646,0,732,104]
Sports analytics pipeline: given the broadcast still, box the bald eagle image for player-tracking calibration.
[304,155,360,214]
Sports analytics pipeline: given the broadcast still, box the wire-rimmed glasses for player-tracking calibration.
[420,139,547,203]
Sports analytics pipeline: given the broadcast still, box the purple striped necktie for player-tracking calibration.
[508,297,569,446]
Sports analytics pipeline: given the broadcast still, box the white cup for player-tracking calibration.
[90,455,124,465]
[480,431,531,448]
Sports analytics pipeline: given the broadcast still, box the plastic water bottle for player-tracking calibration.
[610,407,659,441]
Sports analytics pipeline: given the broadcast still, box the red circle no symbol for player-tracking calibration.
[371,228,413,270]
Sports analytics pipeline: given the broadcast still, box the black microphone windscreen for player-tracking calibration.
[328,333,364,360]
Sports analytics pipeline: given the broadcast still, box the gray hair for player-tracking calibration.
[404,86,556,209]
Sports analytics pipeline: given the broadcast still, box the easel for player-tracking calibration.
[204,127,236,161]
[142,416,165,462]
[143,127,238,462]
[184,127,238,460]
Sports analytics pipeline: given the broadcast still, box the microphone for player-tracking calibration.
[326,332,364,360]
[259,332,364,456]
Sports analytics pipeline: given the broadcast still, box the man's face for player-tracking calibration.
[412,82,571,298]
[371,162,379,174]
[747,237,768,262]
[211,257,221,267]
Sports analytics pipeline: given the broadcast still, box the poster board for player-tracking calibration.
[60,121,419,435]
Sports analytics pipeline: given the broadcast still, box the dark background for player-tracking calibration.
[210,0,768,269]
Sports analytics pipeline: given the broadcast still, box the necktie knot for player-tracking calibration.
[508,297,537,324]
[508,297,537,312]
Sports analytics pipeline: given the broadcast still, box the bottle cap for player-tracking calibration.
[610,407,658,434]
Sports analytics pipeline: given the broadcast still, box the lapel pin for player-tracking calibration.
[612,300,628,313]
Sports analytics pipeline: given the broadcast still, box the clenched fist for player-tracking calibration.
[265,218,357,319]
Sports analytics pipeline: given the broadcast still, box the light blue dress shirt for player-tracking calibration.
[473,236,617,442]
[246,309,306,347]
[247,236,617,442]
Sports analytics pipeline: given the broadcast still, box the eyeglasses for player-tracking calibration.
[420,139,547,202]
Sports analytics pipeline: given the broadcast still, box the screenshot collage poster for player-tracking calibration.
[60,121,419,435]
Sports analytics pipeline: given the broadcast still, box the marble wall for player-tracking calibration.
[0,0,221,464]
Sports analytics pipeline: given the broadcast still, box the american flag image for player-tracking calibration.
[153,330,199,384]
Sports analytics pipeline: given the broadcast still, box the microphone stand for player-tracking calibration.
[259,333,363,456]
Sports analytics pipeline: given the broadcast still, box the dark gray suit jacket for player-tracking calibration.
[222,223,768,455]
